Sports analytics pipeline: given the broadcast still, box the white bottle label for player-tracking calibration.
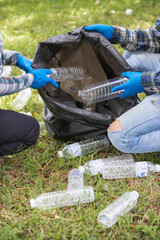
[135,162,148,177]
[68,143,81,157]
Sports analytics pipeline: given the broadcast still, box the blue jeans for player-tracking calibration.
[108,51,160,153]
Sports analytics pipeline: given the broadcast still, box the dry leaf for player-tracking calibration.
[33,112,37,118]
[142,214,149,221]
[130,224,134,228]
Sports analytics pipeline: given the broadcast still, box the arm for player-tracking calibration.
[111,18,160,93]
[2,50,20,66]
[110,18,160,53]
[85,18,160,53]
[0,74,33,96]
[111,70,160,99]
[141,71,160,92]
[0,69,59,96]
[2,49,33,72]
[85,18,160,96]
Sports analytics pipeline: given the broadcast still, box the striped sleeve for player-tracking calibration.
[2,50,20,66]
[0,74,33,96]
[110,18,160,53]
[141,71,160,92]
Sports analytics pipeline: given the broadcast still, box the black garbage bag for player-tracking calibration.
[32,27,137,141]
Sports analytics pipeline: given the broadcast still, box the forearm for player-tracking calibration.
[2,50,20,66]
[141,71,160,92]
[110,18,160,53]
[0,74,33,96]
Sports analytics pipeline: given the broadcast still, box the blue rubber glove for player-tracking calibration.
[84,24,113,40]
[111,72,144,99]
[31,69,59,89]
[16,54,33,73]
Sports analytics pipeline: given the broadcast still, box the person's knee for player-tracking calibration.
[31,117,40,145]
[107,119,130,153]
[107,119,123,149]
[25,117,40,146]
[108,119,122,132]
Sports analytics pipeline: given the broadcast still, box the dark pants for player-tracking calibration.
[0,109,40,156]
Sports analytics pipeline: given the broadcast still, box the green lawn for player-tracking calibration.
[0,0,160,239]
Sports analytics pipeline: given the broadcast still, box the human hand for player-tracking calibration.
[30,69,59,89]
[16,54,33,73]
[111,72,144,98]
[84,24,113,40]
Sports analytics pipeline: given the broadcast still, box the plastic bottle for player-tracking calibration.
[38,94,44,103]
[38,121,47,135]
[13,88,32,110]
[102,161,160,179]
[1,66,12,77]
[78,77,128,104]
[30,185,94,209]
[79,154,134,176]
[67,169,84,189]
[30,169,94,209]
[97,191,139,228]
[58,136,109,158]
[49,66,86,82]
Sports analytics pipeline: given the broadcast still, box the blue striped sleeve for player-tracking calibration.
[110,17,160,53]
[141,71,160,92]
[0,74,33,96]
[2,50,20,66]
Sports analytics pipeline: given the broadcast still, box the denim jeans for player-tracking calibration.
[108,51,160,153]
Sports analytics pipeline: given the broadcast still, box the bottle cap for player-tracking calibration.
[132,191,139,198]
[58,151,64,158]
[79,166,84,173]
[155,164,160,172]
[30,199,36,208]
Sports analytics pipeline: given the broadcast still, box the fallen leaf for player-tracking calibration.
[33,112,37,118]
[130,224,134,228]
[142,214,149,222]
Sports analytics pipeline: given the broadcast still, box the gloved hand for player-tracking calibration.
[111,72,144,99]
[84,24,113,40]
[16,54,33,73]
[30,69,59,89]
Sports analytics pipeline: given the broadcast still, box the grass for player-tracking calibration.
[0,0,160,239]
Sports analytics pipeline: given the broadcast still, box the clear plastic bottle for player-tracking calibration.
[1,66,12,77]
[78,77,128,104]
[58,136,109,158]
[102,161,160,179]
[79,154,134,176]
[49,66,86,82]
[30,185,94,209]
[38,94,44,103]
[30,169,94,209]
[97,191,139,228]
[13,88,32,110]
[67,169,84,189]
[39,121,47,135]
